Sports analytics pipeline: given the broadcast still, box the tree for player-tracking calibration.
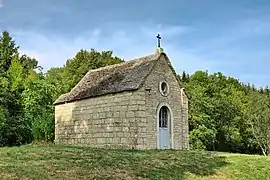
[22,70,55,141]
[45,67,66,100]
[63,49,123,91]
[248,92,270,156]
[264,86,270,95]
[0,57,32,146]
[19,54,40,73]
[0,31,19,74]
[182,70,259,153]
[0,31,41,146]
[181,71,189,82]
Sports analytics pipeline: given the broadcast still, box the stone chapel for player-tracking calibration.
[54,46,189,150]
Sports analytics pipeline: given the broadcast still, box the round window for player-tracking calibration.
[159,81,169,96]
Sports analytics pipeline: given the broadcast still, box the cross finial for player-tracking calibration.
[156,34,161,48]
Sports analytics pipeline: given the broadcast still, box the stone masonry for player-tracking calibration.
[55,89,147,149]
[54,50,189,150]
[143,54,189,149]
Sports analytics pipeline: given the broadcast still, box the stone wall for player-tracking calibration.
[55,90,147,149]
[143,54,189,150]
[181,89,189,150]
[55,53,189,150]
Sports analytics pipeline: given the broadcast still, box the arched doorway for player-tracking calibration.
[158,105,171,149]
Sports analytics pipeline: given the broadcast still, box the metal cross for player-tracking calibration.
[156,34,161,47]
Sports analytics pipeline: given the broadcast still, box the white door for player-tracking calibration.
[158,106,171,149]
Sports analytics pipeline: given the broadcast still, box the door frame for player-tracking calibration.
[156,102,174,149]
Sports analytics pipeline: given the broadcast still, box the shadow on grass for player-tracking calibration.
[0,145,229,180]
[135,150,228,179]
[50,145,229,179]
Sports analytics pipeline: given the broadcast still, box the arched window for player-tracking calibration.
[157,104,173,149]
[159,106,169,128]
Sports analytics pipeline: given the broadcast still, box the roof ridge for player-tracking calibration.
[87,53,158,73]
[54,52,163,105]
[67,53,158,95]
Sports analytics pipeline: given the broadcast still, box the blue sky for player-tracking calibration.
[1,0,270,87]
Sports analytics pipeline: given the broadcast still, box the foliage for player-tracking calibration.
[62,49,123,91]
[1,30,270,157]
[0,31,32,146]
[22,71,55,141]
[247,92,270,156]
[181,70,266,154]
[0,31,19,75]
[0,31,123,146]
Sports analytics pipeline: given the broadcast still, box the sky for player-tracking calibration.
[1,0,270,87]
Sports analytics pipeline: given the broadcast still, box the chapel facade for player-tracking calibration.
[54,47,189,150]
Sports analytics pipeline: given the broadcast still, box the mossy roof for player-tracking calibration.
[54,52,165,105]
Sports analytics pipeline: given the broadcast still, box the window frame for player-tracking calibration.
[159,81,169,96]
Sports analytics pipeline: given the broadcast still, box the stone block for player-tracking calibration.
[103,107,111,112]
[106,112,113,118]
[113,111,120,118]
[126,111,135,118]
[122,127,129,132]
[128,105,138,111]
[99,113,106,119]
[120,138,128,144]
[135,111,145,117]
[137,100,145,105]
[113,138,120,144]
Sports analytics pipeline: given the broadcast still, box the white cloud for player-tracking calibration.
[0,0,3,8]
[12,24,209,75]
[10,22,270,87]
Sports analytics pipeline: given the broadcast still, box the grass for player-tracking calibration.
[0,144,269,180]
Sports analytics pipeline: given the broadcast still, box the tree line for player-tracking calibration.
[0,31,269,156]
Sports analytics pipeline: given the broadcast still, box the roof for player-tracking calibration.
[54,51,166,105]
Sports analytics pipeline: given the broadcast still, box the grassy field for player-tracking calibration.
[0,144,270,180]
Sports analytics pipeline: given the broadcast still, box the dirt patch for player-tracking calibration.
[206,172,233,180]
[0,172,29,180]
